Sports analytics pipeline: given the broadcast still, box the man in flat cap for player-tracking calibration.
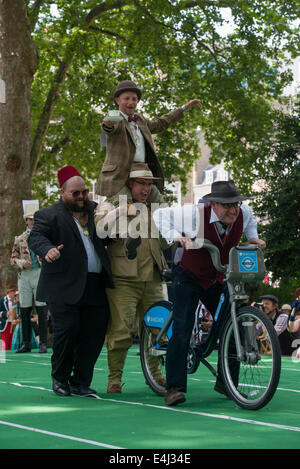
[153,179,266,406]
[28,166,113,397]
[258,294,300,356]
[95,79,201,205]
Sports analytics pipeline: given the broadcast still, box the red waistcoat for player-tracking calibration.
[179,205,243,289]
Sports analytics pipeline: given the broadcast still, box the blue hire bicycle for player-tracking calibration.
[140,240,281,410]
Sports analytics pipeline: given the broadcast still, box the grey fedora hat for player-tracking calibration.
[202,180,248,203]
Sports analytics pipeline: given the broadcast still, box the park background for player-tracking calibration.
[0,0,299,302]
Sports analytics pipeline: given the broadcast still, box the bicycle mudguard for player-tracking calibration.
[143,300,173,339]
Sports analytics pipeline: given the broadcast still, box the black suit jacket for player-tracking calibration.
[28,199,113,305]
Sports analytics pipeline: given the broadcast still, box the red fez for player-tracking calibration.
[57,166,82,187]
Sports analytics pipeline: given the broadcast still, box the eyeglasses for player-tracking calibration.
[132,180,153,188]
[218,201,242,209]
[69,189,89,198]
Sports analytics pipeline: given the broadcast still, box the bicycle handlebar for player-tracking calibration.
[201,240,226,273]
[186,239,261,274]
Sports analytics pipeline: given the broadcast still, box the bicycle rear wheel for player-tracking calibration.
[219,306,281,410]
[140,301,172,396]
[140,324,167,396]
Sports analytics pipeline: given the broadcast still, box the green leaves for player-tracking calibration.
[252,105,300,282]
[27,0,299,203]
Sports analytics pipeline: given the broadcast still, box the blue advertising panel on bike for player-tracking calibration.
[238,250,258,273]
[144,305,173,338]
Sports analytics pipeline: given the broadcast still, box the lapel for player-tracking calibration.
[4,296,9,312]
[124,119,135,145]
[87,203,96,240]
[124,114,154,150]
[135,116,155,150]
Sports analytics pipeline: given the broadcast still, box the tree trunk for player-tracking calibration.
[0,0,38,294]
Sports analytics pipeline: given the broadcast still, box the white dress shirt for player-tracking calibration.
[152,203,258,244]
[121,112,146,163]
[73,218,102,273]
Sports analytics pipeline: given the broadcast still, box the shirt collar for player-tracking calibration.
[209,207,219,224]
[120,111,129,121]
[210,207,231,234]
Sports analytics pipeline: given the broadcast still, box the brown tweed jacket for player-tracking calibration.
[95,107,184,197]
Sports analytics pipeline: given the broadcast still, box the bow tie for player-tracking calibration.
[128,114,138,122]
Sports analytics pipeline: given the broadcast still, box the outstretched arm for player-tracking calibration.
[182,99,202,110]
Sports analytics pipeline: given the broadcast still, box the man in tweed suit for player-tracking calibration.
[95,80,201,205]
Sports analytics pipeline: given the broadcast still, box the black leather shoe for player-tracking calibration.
[214,382,228,397]
[70,384,97,396]
[39,343,47,353]
[52,379,71,396]
[16,345,31,353]
[214,382,247,399]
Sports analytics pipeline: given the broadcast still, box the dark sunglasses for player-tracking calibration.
[70,189,89,198]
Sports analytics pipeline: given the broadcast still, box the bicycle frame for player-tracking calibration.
[143,241,267,368]
[146,287,238,364]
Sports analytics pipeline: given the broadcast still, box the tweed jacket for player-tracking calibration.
[95,107,184,197]
[10,230,41,270]
[106,205,169,281]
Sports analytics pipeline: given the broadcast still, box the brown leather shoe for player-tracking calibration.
[164,388,186,406]
[107,384,122,394]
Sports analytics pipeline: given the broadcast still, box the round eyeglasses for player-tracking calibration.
[218,201,242,209]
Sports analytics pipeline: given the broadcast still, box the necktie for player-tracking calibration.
[217,222,229,242]
[128,114,138,122]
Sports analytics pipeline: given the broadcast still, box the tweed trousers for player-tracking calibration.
[106,273,167,386]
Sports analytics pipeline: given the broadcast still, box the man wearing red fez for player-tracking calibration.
[28,166,113,397]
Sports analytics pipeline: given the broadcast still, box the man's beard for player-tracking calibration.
[63,198,92,214]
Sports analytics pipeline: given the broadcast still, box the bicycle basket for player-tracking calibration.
[226,245,266,283]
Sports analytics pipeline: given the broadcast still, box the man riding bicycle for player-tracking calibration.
[153,180,266,406]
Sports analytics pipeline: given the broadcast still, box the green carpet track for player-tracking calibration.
[1,347,300,450]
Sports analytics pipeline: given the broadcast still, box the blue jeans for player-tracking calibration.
[166,264,229,393]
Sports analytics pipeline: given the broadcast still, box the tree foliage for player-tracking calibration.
[26,0,300,204]
[252,101,300,282]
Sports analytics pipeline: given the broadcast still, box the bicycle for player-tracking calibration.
[140,240,281,410]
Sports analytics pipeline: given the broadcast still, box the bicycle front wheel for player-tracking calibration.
[219,306,281,410]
